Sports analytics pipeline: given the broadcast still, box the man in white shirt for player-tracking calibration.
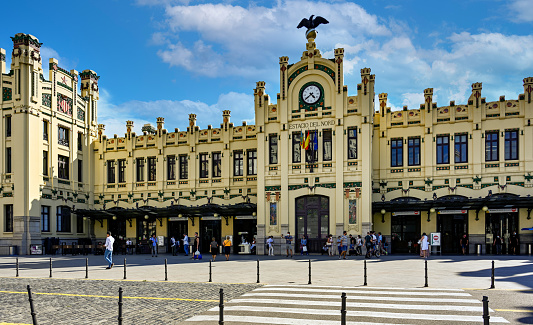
[104,231,114,269]
[125,238,132,254]
[266,236,274,256]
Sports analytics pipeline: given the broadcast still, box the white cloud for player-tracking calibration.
[508,0,533,22]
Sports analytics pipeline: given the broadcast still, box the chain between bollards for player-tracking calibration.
[340,292,346,325]
[490,260,495,289]
[16,257,19,277]
[482,296,490,325]
[118,287,123,325]
[308,259,311,285]
[49,258,52,278]
[219,288,224,325]
[424,259,428,287]
[27,285,38,325]
[123,258,127,280]
[165,258,168,281]
[257,259,260,284]
[363,260,367,286]
[85,258,88,279]
[209,260,212,282]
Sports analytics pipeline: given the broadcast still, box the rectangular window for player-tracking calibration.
[323,130,332,161]
[200,153,209,178]
[136,158,145,182]
[43,151,48,176]
[107,160,115,183]
[6,115,11,137]
[167,155,176,180]
[212,152,221,178]
[148,157,156,181]
[454,134,468,163]
[58,126,69,147]
[43,120,48,141]
[408,137,420,166]
[305,130,318,163]
[348,128,357,159]
[505,130,519,160]
[6,148,11,173]
[4,204,13,232]
[78,160,83,183]
[247,149,257,175]
[234,151,243,176]
[436,135,450,164]
[485,131,499,161]
[41,205,50,232]
[292,132,301,163]
[391,138,403,167]
[77,133,83,151]
[269,134,278,164]
[58,155,69,180]
[179,155,188,179]
[118,159,126,183]
[56,206,71,233]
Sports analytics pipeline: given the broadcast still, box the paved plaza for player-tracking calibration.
[0,253,532,324]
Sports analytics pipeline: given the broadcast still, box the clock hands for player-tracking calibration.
[305,92,316,101]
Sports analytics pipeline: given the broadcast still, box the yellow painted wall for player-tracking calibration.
[421,213,435,235]
[519,209,532,234]
[125,219,136,242]
[221,217,234,239]
[94,219,108,238]
[468,210,485,234]
[188,218,199,237]
[372,213,390,235]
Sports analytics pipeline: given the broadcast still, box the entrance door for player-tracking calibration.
[233,218,257,253]
[200,220,221,253]
[295,195,329,253]
[485,213,519,254]
[168,221,188,254]
[438,214,467,254]
[391,215,421,254]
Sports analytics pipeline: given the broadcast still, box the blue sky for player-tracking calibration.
[2,0,533,136]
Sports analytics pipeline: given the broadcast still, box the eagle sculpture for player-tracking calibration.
[297,15,329,30]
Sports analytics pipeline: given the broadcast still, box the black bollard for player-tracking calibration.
[308,259,311,285]
[424,260,428,287]
[16,257,19,277]
[165,258,168,281]
[257,259,260,284]
[49,258,52,278]
[123,258,127,280]
[209,260,212,283]
[27,285,38,325]
[341,292,346,325]
[482,296,490,325]
[219,288,224,325]
[363,260,367,286]
[490,260,495,289]
[118,287,123,325]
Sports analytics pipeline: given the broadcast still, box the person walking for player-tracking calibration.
[183,234,189,256]
[326,235,333,256]
[460,234,468,255]
[364,232,373,258]
[509,231,519,255]
[340,231,348,259]
[300,235,308,256]
[266,236,274,256]
[125,238,132,255]
[356,235,363,256]
[283,232,294,258]
[420,233,429,259]
[336,236,341,256]
[150,234,158,257]
[170,236,177,256]
[104,231,114,269]
[210,237,218,261]
[223,236,232,261]
[193,232,200,256]
[493,235,502,255]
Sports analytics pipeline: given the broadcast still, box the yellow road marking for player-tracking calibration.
[494,309,533,313]
[0,290,219,302]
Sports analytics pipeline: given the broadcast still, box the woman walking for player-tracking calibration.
[223,236,232,261]
[420,233,429,259]
[210,237,218,261]
[327,235,333,256]
[300,235,308,255]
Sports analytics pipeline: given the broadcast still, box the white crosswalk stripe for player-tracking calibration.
[185,284,510,324]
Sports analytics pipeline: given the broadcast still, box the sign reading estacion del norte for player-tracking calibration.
[288,120,335,130]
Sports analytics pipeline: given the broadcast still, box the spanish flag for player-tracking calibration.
[303,130,310,150]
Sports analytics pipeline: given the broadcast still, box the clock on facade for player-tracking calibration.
[301,84,321,105]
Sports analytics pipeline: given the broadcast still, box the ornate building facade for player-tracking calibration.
[1,33,532,255]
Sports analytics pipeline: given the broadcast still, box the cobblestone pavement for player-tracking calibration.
[0,278,261,325]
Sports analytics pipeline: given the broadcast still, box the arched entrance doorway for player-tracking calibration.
[295,195,329,253]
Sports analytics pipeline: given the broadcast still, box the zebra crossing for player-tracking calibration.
[185,284,509,324]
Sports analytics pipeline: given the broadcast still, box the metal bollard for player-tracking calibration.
[257,259,260,284]
[85,258,88,279]
[118,287,123,325]
[308,259,311,285]
[482,296,490,325]
[209,260,212,282]
[49,258,52,278]
[341,292,346,325]
[16,257,19,277]
[219,288,224,325]
[490,260,495,289]
[123,258,127,280]
[424,260,428,287]
[27,285,38,325]
[165,258,168,281]
[363,260,367,286]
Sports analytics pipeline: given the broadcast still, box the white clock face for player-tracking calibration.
[301,85,321,105]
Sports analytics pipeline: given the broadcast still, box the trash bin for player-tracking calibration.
[9,246,18,256]
[476,244,482,255]
[528,243,532,255]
